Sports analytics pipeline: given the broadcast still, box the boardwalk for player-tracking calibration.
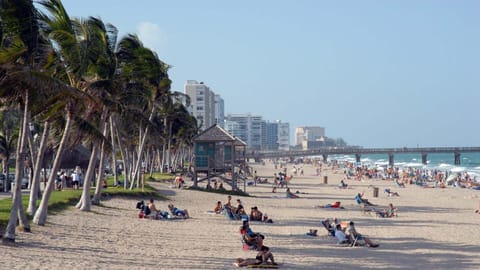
[248,146,480,165]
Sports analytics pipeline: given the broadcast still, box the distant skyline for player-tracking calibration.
[59,0,480,148]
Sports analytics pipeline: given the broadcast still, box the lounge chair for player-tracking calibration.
[321,219,335,236]
[240,228,258,251]
[355,196,375,215]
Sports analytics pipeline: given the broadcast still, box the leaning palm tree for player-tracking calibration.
[33,0,94,225]
[115,34,171,189]
[0,0,59,241]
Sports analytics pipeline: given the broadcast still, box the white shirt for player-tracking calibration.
[335,229,348,243]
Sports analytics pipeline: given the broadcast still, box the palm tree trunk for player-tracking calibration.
[115,124,128,189]
[27,120,50,215]
[161,143,167,173]
[92,122,108,205]
[76,143,98,211]
[129,107,155,189]
[33,111,73,226]
[3,90,30,242]
[109,116,118,186]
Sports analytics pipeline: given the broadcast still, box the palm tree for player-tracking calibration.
[0,132,16,174]
[0,0,60,241]
[115,34,171,189]
[33,0,94,225]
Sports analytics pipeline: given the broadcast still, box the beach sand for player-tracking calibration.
[2,162,480,269]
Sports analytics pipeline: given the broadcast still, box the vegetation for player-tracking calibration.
[0,0,197,242]
[0,174,165,234]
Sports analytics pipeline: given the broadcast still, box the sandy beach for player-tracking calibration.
[2,162,480,270]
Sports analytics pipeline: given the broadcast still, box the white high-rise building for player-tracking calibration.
[214,94,225,128]
[277,121,290,151]
[295,126,325,146]
[264,120,290,151]
[225,114,263,150]
[184,80,216,130]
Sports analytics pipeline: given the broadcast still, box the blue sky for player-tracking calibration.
[59,0,480,148]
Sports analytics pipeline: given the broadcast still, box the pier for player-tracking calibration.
[248,146,480,166]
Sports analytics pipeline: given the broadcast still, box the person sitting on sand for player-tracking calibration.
[168,204,190,218]
[255,245,277,265]
[339,179,348,189]
[250,206,263,221]
[377,203,398,218]
[286,188,299,198]
[346,221,379,248]
[225,195,233,211]
[147,198,160,219]
[214,201,223,214]
[317,201,344,209]
[234,199,244,215]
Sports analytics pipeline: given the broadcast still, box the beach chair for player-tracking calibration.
[321,219,335,236]
[348,233,366,247]
[355,196,374,215]
[240,228,258,251]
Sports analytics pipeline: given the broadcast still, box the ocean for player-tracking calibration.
[329,152,480,177]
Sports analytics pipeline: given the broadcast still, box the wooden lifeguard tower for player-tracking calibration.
[192,124,247,190]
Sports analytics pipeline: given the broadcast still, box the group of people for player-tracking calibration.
[321,218,379,248]
[214,194,277,267]
[206,179,225,190]
[220,195,273,223]
[136,199,190,220]
[238,219,277,267]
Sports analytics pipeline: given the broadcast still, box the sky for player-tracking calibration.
[58,0,480,148]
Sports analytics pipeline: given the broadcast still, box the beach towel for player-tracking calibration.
[247,264,279,269]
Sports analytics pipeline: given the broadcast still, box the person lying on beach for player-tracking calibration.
[286,188,299,198]
[234,258,261,267]
[346,221,379,248]
[384,188,400,197]
[317,201,344,209]
[214,201,223,214]
[168,204,190,218]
